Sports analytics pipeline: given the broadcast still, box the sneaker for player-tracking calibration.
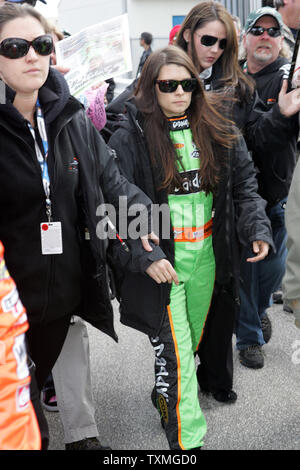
[197,367,237,404]
[41,387,59,412]
[65,437,111,450]
[212,389,237,404]
[283,303,293,314]
[261,313,272,344]
[273,291,283,304]
[239,345,264,369]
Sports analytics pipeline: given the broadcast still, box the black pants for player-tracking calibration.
[197,284,237,392]
[26,314,72,449]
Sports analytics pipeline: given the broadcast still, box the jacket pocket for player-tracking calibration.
[120,272,167,337]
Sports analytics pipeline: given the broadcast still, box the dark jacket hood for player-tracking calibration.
[0,67,70,127]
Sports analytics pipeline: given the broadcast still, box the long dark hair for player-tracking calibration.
[135,45,237,194]
[176,1,255,100]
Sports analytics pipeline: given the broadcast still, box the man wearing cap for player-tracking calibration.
[0,0,47,4]
[274,0,300,59]
[236,7,299,369]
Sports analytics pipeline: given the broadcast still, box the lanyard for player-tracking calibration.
[28,99,52,222]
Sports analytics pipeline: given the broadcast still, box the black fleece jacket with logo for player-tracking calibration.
[0,68,152,340]
[205,58,298,207]
[242,57,298,206]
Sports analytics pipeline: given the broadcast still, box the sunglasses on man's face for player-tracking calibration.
[0,35,53,59]
[248,26,281,38]
[21,0,38,5]
[7,0,38,5]
[196,34,227,50]
[155,78,198,93]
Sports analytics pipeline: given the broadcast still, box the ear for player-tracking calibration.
[183,29,191,43]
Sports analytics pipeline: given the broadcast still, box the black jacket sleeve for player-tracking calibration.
[85,116,167,273]
[108,125,167,272]
[232,135,275,251]
[244,93,298,154]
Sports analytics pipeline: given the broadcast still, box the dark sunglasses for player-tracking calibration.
[19,0,38,5]
[197,34,227,50]
[0,35,53,59]
[248,26,281,38]
[155,78,198,93]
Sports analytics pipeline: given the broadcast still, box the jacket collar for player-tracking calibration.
[242,56,289,78]
[0,66,71,127]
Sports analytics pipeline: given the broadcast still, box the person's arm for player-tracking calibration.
[86,121,171,279]
[283,159,300,328]
[108,126,178,284]
[231,134,274,258]
[245,87,299,155]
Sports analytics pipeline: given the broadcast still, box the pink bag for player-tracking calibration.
[85,82,109,131]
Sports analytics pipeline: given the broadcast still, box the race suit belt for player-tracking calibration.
[173,219,213,242]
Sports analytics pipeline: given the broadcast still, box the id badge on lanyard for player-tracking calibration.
[29,99,63,255]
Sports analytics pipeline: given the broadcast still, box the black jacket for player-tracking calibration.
[242,57,298,206]
[0,69,151,341]
[205,59,298,206]
[109,101,274,337]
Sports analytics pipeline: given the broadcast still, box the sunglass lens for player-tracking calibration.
[33,36,53,55]
[250,27,262,36]
[157,81,174,92]
[181,79,197,92]
[201,35,217,47]
[1,39,28,58]
[268,28,281,37]
[219,39,227,50]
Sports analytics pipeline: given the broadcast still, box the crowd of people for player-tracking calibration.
[0,0,300,452]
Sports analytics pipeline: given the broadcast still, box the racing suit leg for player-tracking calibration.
[151,249,215,450]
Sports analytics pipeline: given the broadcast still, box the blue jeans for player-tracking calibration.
[236,198,287,350]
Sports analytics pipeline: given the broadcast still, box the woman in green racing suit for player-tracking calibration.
[109,46,273,450]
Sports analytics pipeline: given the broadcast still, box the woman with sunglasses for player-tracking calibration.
[0,3,155,449]
[175,1,300,403]
[176,1,299,152]
[109,45,273,450]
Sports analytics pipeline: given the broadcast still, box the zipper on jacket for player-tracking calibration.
[135,119,144,136]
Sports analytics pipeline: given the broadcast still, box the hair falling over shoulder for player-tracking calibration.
[134,46,238,194]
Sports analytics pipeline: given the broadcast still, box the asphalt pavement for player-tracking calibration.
[46,300,300,451]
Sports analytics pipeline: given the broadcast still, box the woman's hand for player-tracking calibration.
[246,240,270,263]
[146,259,179,286]
[141,232,160,251]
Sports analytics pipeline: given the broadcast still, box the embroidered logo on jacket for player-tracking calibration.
[69,156,79,172]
